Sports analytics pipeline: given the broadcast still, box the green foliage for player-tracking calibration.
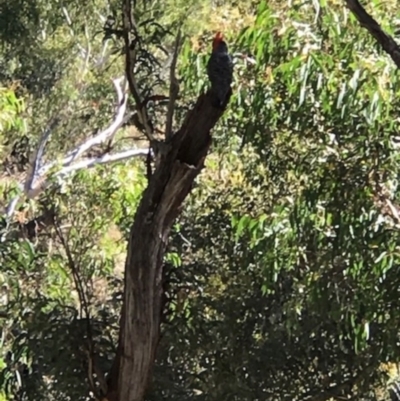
[2,0,400,400]
[0,163,147,400]
[152,1,400,400]
[0,88,24,132]
[0,87,25,167]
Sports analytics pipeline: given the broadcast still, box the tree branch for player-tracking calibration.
[344,0,400,68]
[58,148,150,176]
[122,0,156,144]
[4,77,137,217]
[165,29,182,140]
[24,117,60,195]
[5,194,21,219]
[107,89,229,401]
[52,76,128,170]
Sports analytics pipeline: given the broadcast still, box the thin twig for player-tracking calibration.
[25,118,60,195]
[344,0,400,68]
[122,0,156,144]
[54,221,102,399]
[59,148,150,175]
[165,29,182,140]
[5,194,21,219]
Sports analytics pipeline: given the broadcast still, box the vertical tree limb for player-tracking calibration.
[106,91,227,401]
[121,0,156,144]
[106,2,232,399]
[165,29,182,140]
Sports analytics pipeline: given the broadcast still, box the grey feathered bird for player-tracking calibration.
[207,31,234,108]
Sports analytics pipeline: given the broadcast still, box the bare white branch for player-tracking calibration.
[62,7,72,26]
[24,118,59,195]
[4,76,135,218]
[60,76,128,167]
[5,194,21,219]
[37,77,128,180]
[24,147,149,199]
[58,148,150,176]
[95,40,112,69]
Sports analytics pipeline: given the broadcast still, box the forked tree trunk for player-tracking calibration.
[105,90,229,401]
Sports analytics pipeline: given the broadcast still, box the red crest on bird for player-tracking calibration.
[212,31,225,50]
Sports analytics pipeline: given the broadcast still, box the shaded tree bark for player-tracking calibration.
[105,90,229,401]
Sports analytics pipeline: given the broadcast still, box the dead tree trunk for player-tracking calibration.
[105,90,229,401]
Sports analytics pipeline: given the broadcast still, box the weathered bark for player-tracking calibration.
[105,90,228,401]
